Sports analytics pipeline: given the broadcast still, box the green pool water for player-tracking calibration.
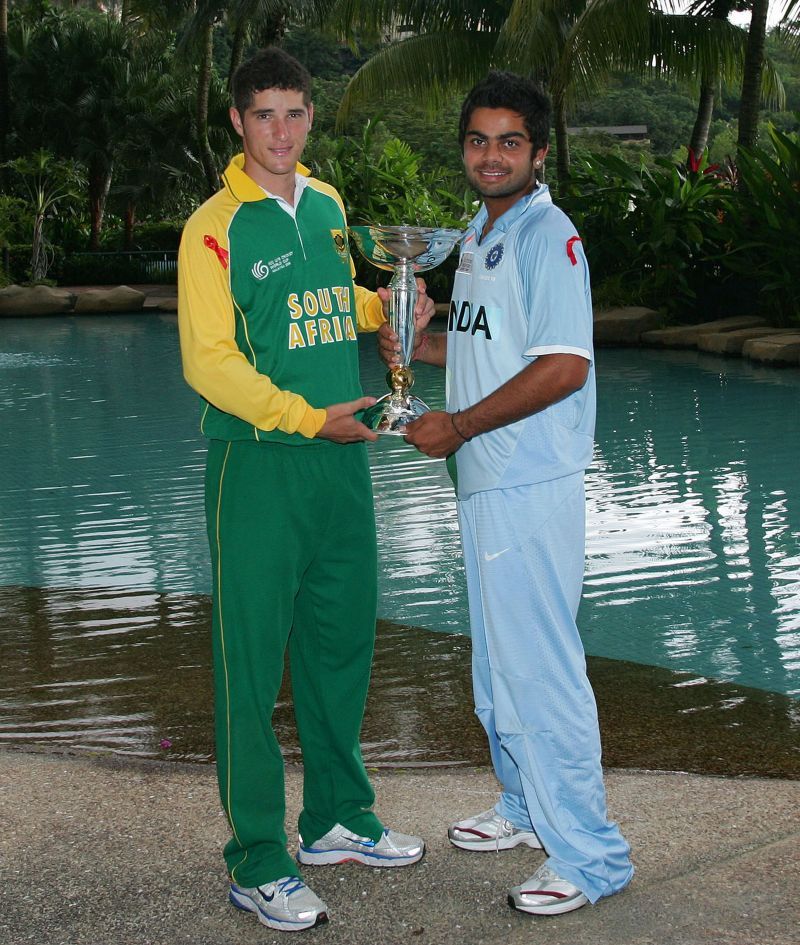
[0,315,798,770]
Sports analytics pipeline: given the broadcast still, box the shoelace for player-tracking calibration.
[276,877,305,897]
[495,816,513,853]
[532,864,558,884]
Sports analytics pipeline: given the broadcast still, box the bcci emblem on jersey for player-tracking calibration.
[485,243,504,271]
[331,229,349,263]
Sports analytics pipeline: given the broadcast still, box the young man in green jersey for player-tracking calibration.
[178,47,432,933]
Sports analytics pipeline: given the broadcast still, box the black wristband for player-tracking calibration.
[450,410,472,442]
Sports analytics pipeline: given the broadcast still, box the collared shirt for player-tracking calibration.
[178,155,384,443]
[260,173,311,219]
[447,184,596,498]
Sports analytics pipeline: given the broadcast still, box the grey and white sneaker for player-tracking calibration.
[448,808,542,851]
[229,876,328,931]
[508,863,589,916]
[297,823,425,867]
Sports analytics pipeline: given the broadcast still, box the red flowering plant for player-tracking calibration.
[561,149,733,318]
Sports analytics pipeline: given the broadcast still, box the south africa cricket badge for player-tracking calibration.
[331,229,349,262]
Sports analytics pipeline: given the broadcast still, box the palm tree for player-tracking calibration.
[329,0,782,186]
[736,0,800,153]
[686,0,744,157]
[0,0,8,179]
[649,0,785,158]
[8,7,198,248]
[9,10,134,249]
[169,0,344,196]
[737,0,772,149]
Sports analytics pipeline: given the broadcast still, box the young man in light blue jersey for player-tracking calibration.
[380,71,633,916]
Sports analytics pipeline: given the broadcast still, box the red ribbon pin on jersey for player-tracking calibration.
[204,235,229,270]
[566,236,582,266]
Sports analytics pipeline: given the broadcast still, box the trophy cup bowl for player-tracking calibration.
[349,224,463,435]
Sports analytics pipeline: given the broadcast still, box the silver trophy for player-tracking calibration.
[350,225,462,435]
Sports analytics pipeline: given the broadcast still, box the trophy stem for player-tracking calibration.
[390,260,417,368]
[348,224,463,436]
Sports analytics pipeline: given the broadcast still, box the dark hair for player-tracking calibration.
[232,47,312,114]
[459,71,551,151]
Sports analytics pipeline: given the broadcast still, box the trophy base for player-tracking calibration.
[363,392,430,436]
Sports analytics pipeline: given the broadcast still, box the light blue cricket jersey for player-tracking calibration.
[446,185,596,499]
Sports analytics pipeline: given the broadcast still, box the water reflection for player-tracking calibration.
[1,583,797,777]
[583,349,800,696]
[0,317,799,765]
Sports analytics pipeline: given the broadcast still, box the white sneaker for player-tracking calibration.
[229,876,328,931]
[448,808,542,851]
[297,823,425,867]
[508,863,589,916]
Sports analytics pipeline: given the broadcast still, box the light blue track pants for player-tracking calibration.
[458,472,634,903]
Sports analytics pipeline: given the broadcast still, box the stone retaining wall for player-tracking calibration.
[0,284,148,317]
[593,306,800,366]
[2,285,798,367]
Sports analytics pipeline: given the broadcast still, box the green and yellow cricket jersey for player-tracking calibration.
[178,154,385,444]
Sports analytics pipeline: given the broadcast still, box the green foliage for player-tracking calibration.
[719,125,800,324]
[315,119,469,226]
[570,79,700,155]
[99,221,184,252]
[561,151,733,318]
[3,150,86,281]
[58,252,177,286]
[0,196,32,248]
[308,118,471,292]
[282,26,376,79]
[6,243,66,284]
[561,123,800,324]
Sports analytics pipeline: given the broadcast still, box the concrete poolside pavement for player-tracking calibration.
[1,750,798,945]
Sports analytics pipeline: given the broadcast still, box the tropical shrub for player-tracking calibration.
[5,243,66,284]
[58,252,176,286]
[561,152,733,319]
[309,118,471,292]
[3,151,86,283]
[719,126,800,326]
[99,221,184,252]
[0,196,32,247]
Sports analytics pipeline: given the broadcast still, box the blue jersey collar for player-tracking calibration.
[467,184,553,243]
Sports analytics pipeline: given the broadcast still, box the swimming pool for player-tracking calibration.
[0,314,798,768]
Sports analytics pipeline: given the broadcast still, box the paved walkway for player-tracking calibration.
[1,749,798,945]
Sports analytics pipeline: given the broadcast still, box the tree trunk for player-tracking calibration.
[30,213,46,283]
[228,13,286,91]
[737,0,769,152]
[690,82,715,158]
[228,21,246,91]
[0,0,9,184]
[88,160,113,251]
[124,201,136,251]
[554,97,570,190]
[197,23,220,197]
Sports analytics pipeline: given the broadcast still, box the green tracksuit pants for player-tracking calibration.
[205,438,384,887]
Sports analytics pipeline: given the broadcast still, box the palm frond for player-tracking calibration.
[335,30,499,127]
[323,0,509,36]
